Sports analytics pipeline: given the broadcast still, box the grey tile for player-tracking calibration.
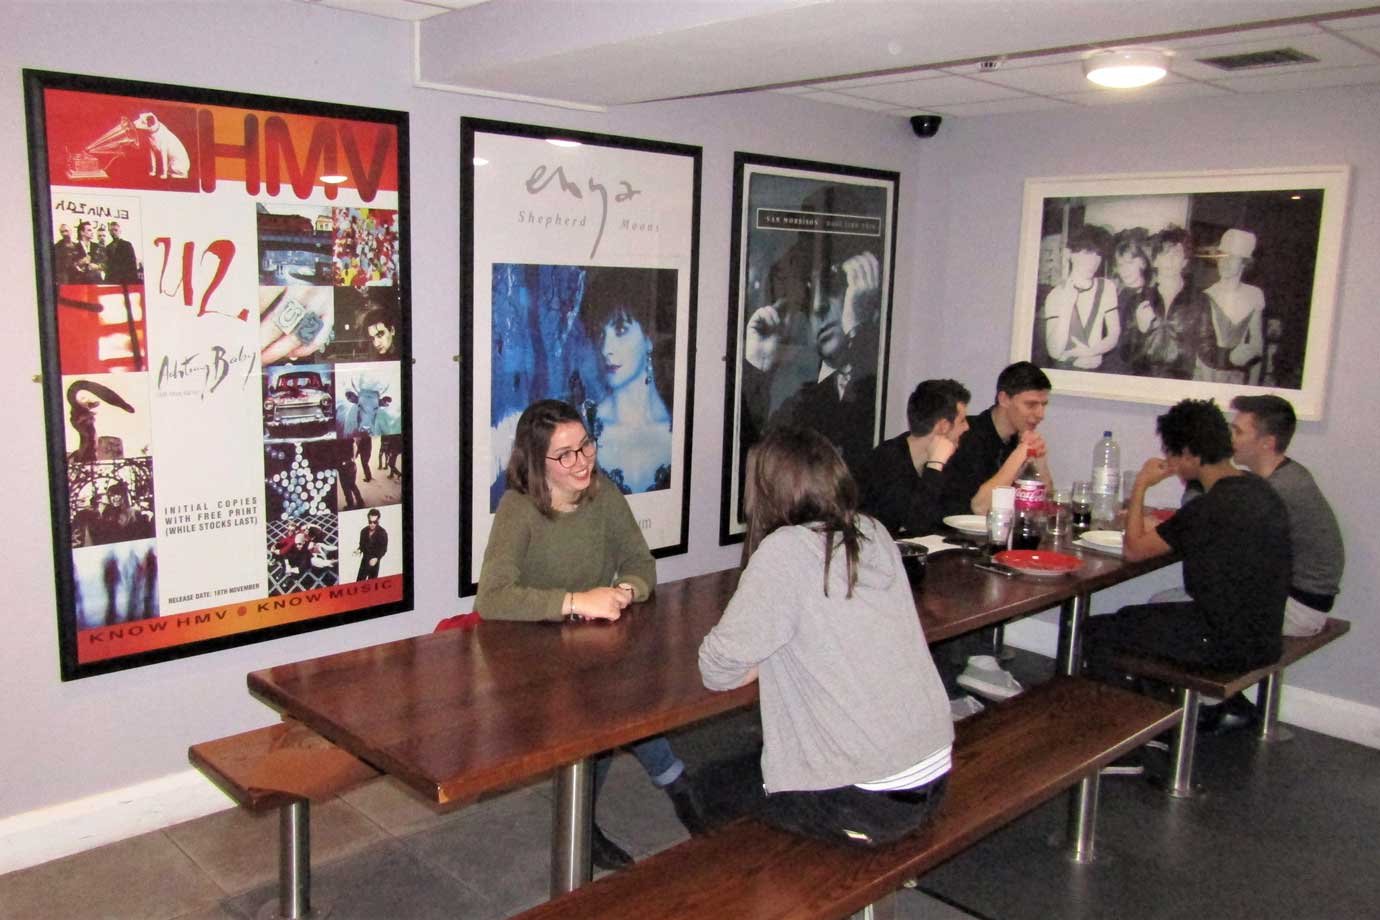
[401,782,556,917]
[0,832,223,920]
[164,798,386,895]
[227,839,496,920]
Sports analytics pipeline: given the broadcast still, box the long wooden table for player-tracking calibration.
[247,539,1172,894]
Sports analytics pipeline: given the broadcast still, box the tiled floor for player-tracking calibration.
[5,654,1377,919]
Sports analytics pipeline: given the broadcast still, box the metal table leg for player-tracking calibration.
[1065,772,1100,864]
[256,799,328,920]
[1256,673,1293,742]
[551,758,594,896]
[1055,593,1101,862]
[1166,689,1201,798]
[1055,594,1090,677]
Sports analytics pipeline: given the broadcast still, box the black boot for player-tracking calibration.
[590,824,633,871]
[664,774,710,836]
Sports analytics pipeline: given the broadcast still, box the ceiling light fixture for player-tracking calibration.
[546,138,581,148]
[1083,47,1171,89]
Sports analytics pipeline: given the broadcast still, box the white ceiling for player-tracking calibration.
[297,0,1380,116]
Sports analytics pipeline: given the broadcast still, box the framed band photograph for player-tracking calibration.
[459,118,701,595]
[719,153,899,544]
[25,69,413,680]
[1010,166,1350,420]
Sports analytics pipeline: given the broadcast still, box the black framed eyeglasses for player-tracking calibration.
[547,438,596,469]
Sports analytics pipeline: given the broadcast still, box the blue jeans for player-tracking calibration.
[593,735,684,798]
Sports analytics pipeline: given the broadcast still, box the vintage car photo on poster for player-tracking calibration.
[1009,167,1349,420]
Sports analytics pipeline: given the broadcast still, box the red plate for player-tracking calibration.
[993,549,1082,577]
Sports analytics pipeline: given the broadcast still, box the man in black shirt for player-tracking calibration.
[940,362,1053,516]
[1089,399,1290,673]
[859,378,971,536]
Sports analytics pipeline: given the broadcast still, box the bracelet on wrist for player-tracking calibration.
[925,460,945,470]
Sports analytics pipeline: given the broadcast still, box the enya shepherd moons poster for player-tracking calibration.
[459,118,700,594]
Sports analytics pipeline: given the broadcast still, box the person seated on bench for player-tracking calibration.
[1086,399,1291,691]
[699,425,954,847]
[476,399,708,871]
[1229,394,1343,638]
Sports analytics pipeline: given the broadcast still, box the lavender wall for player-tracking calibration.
[904,86,1378,709]
[0,0,930,819]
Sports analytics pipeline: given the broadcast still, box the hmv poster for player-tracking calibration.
[24,70,412,680]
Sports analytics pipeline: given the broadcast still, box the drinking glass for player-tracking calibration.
[1070,481,1093,536]
[985,508,1013,557]
[1047,489,1072,538]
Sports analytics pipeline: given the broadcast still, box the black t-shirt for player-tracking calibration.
[858,432,946,536]
[1157,473,1290,660]
[940,408,1017,517]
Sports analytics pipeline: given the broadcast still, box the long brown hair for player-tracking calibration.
[505,399,598,517]
[743,426,866,597]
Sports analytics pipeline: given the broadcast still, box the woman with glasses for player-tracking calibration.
[476,398,706,869]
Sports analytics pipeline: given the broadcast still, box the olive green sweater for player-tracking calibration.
[476,474,656,621]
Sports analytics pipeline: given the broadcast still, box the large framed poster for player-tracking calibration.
[719,153,899,544]
[25,70,412,680]
[460,118,700,595]
[1009,167,1350,420]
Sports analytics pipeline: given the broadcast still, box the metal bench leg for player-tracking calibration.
[551,758,594,896]
[1167,689,1200,798]
[852,891,898,920]
[1064,772,1101,864]
[257,799,326,920]
[1256,672,1293,742]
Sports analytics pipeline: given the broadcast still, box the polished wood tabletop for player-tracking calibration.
[249,569,757,805]
[248,539,1171,808]
[916,539,1174,643]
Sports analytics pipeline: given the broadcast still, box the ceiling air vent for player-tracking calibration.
[1197,48,1319,71]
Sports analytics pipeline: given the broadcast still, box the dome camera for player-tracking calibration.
[910,115,942,138]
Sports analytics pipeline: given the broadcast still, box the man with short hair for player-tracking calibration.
[1230,394,1342,637]
[361,306,398,359]
[1088,399,1291,674]
[940,361,1053,516]
[859,378,971,537]
[355,509,389,581]
[104,221,140,285]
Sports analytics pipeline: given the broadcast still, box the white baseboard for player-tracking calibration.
[5,626,1378,878]
[1003,617,1380,749]
[0,770,233,876]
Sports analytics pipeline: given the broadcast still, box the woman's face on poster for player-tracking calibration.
[1154,243,1188,278]
[1115,251,1147,287]
[601,312,650,390]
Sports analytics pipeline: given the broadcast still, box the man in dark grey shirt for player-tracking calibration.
[1230,395,1344,636]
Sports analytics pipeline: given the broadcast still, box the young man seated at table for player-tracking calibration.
[933,362,1053,701]
[858,378,971,537]
[940,361,1053,517]
[1229,394,1343,638]
[1086,399,1291,704]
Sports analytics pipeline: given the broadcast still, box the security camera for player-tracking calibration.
[910,115,942,138]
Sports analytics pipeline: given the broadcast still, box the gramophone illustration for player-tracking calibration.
[65,112,190,182]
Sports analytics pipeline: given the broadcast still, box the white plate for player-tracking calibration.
[943,514,988,536]
[1081,530,1124,549]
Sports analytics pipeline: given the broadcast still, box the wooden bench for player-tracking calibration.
[513,676,1179,920]
[189,719,380,920]
[1109,617,1350,798]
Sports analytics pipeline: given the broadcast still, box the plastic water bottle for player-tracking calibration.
[1091,430,1120,526]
